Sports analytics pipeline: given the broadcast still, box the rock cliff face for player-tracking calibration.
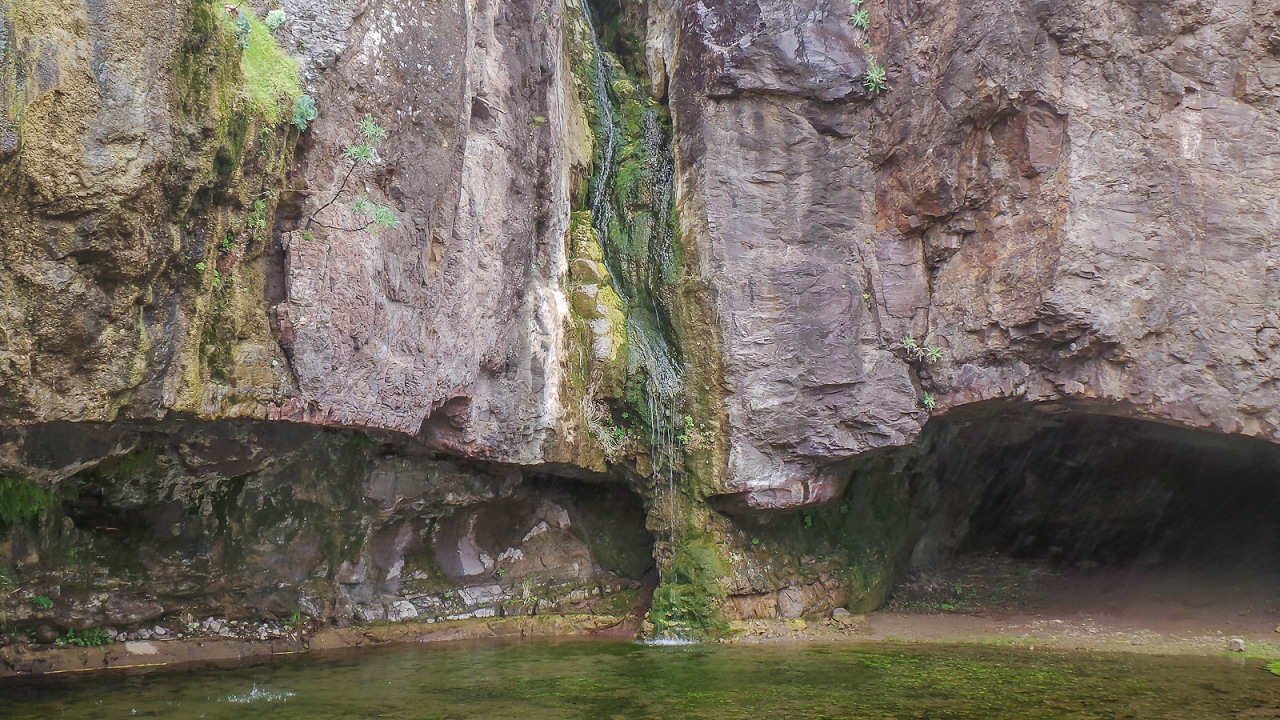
[674,0,1280,513]
[3,0,1280,639]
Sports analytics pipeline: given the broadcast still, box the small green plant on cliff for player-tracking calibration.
[245,198,268,234]
[31,595,53,610]
[304,115,399,235]
[850,7,870,29]
[675,414,713,451]
[292,94,318,131]
[864,60,888,94]
[264,9,287,31]
[649,537,728,639]
[583,395,629,461]
[922,392,937,410]
[0,477,56,530]
[233,11,252,48]
[283,610,305,630]
[925,345,945,363]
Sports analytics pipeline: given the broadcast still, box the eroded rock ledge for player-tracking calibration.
[0,421,654,639]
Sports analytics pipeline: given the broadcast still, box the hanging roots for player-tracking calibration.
[582,390,630,462]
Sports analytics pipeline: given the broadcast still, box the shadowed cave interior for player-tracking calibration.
[883,403,1280,617]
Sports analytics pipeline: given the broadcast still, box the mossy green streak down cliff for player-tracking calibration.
[566,0,732,639]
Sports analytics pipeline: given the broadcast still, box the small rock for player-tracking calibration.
[153,626,166,636]
[832,608,850,619]
[34,625,58,644]
[1228,638,1246,653]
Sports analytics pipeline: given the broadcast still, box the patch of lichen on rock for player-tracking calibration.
[647,531,729,639]
[0,476,55,533]
[0,0,299,422]
[568,211,629,372]
[166,2,300,418]
[556,210,632,470]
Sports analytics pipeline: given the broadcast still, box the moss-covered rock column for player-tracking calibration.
[562,0,735,639]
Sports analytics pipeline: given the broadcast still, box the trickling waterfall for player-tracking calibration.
[577,0,618,243]
[574,0,684,554]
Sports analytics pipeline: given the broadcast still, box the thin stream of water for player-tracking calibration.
[575,0,683,550]
[578,0,617,248]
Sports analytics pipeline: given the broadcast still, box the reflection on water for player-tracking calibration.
[2,639,1278,719]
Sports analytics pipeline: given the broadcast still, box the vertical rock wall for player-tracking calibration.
[668,0,1280,513]
[0,0,297,422]
[275,0,594,468]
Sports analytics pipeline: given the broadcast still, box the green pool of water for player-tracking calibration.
[2,640,1278,718]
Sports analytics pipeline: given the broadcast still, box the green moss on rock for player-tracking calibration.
[0,477,54,532]
[648,535,728,638]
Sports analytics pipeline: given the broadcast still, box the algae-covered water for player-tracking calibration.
[2,640,1279,718]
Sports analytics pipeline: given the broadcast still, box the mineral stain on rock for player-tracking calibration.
[4,0,1280,667]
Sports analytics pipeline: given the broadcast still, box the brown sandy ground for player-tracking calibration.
[733,556,1280,658]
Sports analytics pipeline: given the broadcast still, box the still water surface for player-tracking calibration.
[2,639,1278,718]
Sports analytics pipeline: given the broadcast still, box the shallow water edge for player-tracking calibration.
[6,606,1280,683]
[3,636,1280,719]
[0,614,628,679]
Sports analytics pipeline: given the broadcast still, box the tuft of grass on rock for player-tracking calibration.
[232,9,301,124]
